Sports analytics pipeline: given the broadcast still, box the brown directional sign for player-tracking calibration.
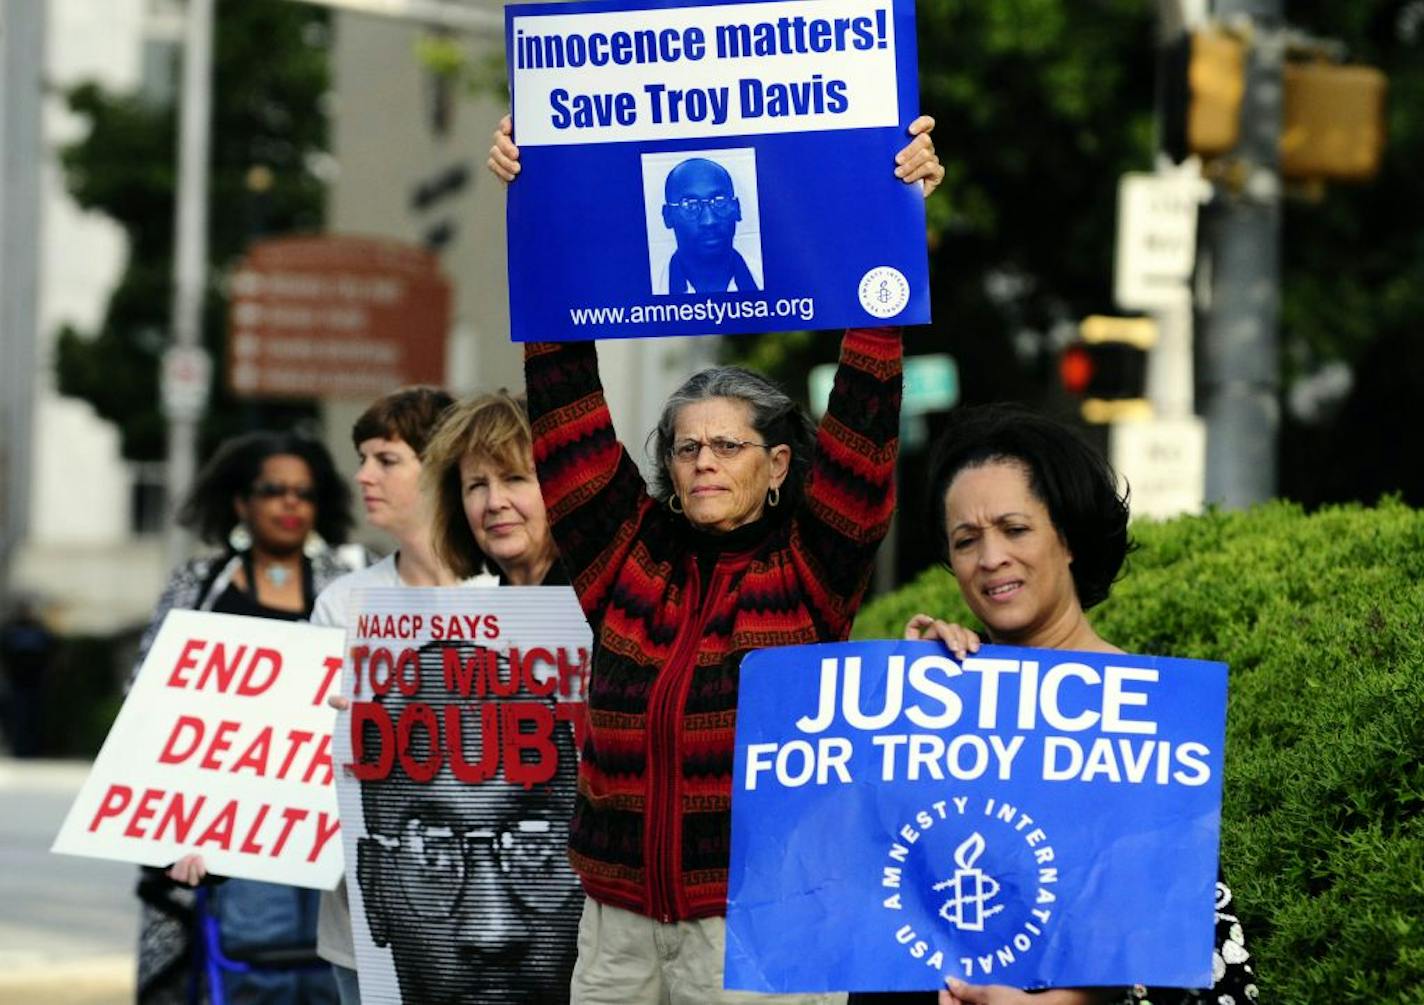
[227,236,450,399]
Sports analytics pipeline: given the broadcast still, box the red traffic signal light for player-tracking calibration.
[1059,344,1096,396]
[1061,316,1156,422]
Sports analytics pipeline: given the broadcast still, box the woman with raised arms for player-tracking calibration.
[490,114,943,1003]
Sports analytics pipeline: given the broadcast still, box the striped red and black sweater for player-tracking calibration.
[525,327,902,923]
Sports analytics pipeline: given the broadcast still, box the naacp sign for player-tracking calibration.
[335,587,590,1004]
[505,0,930,341]
[725,640,1228,992]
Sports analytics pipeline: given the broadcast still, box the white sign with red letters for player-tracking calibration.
[52,610,347,889]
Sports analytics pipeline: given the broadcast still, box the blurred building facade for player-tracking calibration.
[2,0,182,635]
[0,0,718,636]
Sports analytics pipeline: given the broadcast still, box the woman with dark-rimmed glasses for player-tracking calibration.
[134,430,353,1005]
[490,114,945,1003]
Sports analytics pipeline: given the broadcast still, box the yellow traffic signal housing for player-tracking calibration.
[1161,28,1245,163]
[1187,30,1245,157]
[1280,62,1388,182]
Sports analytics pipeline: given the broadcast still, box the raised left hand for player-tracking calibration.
[895,115,945,198]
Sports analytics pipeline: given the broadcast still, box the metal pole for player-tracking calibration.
[0,0,46,600]
[1200,0,1283,507]
[1150,1,1208,423]
[165,0,216,568]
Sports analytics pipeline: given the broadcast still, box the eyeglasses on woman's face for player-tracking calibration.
[249,480,317,503]
[668,437,768,465]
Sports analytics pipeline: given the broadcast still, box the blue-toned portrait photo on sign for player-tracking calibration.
[642,147,765,295]
[505,0,930,341]
[724,639,1229,993]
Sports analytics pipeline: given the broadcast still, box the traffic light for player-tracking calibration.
[1280,61,1388,182]
[1161,28,1245,163]
[1162,26,1389,182]
[1060,316,1155,424]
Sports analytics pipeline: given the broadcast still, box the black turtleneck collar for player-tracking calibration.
[682,510,779,555]
[677,505,790,585]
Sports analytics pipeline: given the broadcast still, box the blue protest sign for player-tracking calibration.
[725,640,1228,992]
[505,0,930,341]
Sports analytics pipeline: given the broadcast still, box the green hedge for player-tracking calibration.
[853,499,1424,1001]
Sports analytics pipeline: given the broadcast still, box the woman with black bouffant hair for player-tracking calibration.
[173,430,354,557]
[863,404,1255,1005]
[133,429,354,1005]
[914,402,1133,652]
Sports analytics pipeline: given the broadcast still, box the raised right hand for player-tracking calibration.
[487,114,519,182]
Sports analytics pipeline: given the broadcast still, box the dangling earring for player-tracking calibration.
[303,531,325,559]
[767,486,780,508]
[229,522,253,552]
[668,495,684,514]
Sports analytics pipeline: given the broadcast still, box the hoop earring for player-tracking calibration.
[767,486,780,508]
[668,495,684,515]
[228,522,253,552]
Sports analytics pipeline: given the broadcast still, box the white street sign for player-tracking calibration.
[1114,171,1205,311]
[1110,416,1206,521]
[160,345,213,422]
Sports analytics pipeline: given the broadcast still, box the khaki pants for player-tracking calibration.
[570,897,847,1005]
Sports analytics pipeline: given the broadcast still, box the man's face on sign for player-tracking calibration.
[356,646,580,1002]
[662,158,741,263]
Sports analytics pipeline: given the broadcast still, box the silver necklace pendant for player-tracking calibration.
[263,563,293,588]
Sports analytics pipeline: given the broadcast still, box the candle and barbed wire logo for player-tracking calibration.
[934,832,1004,932]
[880,795,1062,982]
[859,266,910,318]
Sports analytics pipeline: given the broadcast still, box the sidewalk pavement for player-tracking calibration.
[0,955,133,1005]
[0,758,136,1004]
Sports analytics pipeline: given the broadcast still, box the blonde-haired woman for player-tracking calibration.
[423,390,560,588]
[417,390,580,999]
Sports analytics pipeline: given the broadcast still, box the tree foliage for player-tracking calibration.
[728,0,1157,410]
[728,0,1424,509]
[55,0,332,460]
[1276,2,1424,506]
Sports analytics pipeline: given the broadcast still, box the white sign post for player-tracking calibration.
[52,610,348,889]
[1114,170,1208,420]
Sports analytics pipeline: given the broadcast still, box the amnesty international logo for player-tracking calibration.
[934,832,1003,932]
[879,795,1062,982]
[858,266,910,319]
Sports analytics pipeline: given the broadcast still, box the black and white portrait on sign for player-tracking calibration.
[337,588,590,1005]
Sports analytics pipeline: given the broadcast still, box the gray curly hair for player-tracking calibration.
[648,366,816,512]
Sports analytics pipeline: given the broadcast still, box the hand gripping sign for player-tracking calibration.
[725,640,1228,992]
[52,611,347,888]
[335,586,591,1005]
[505,0,930,340]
